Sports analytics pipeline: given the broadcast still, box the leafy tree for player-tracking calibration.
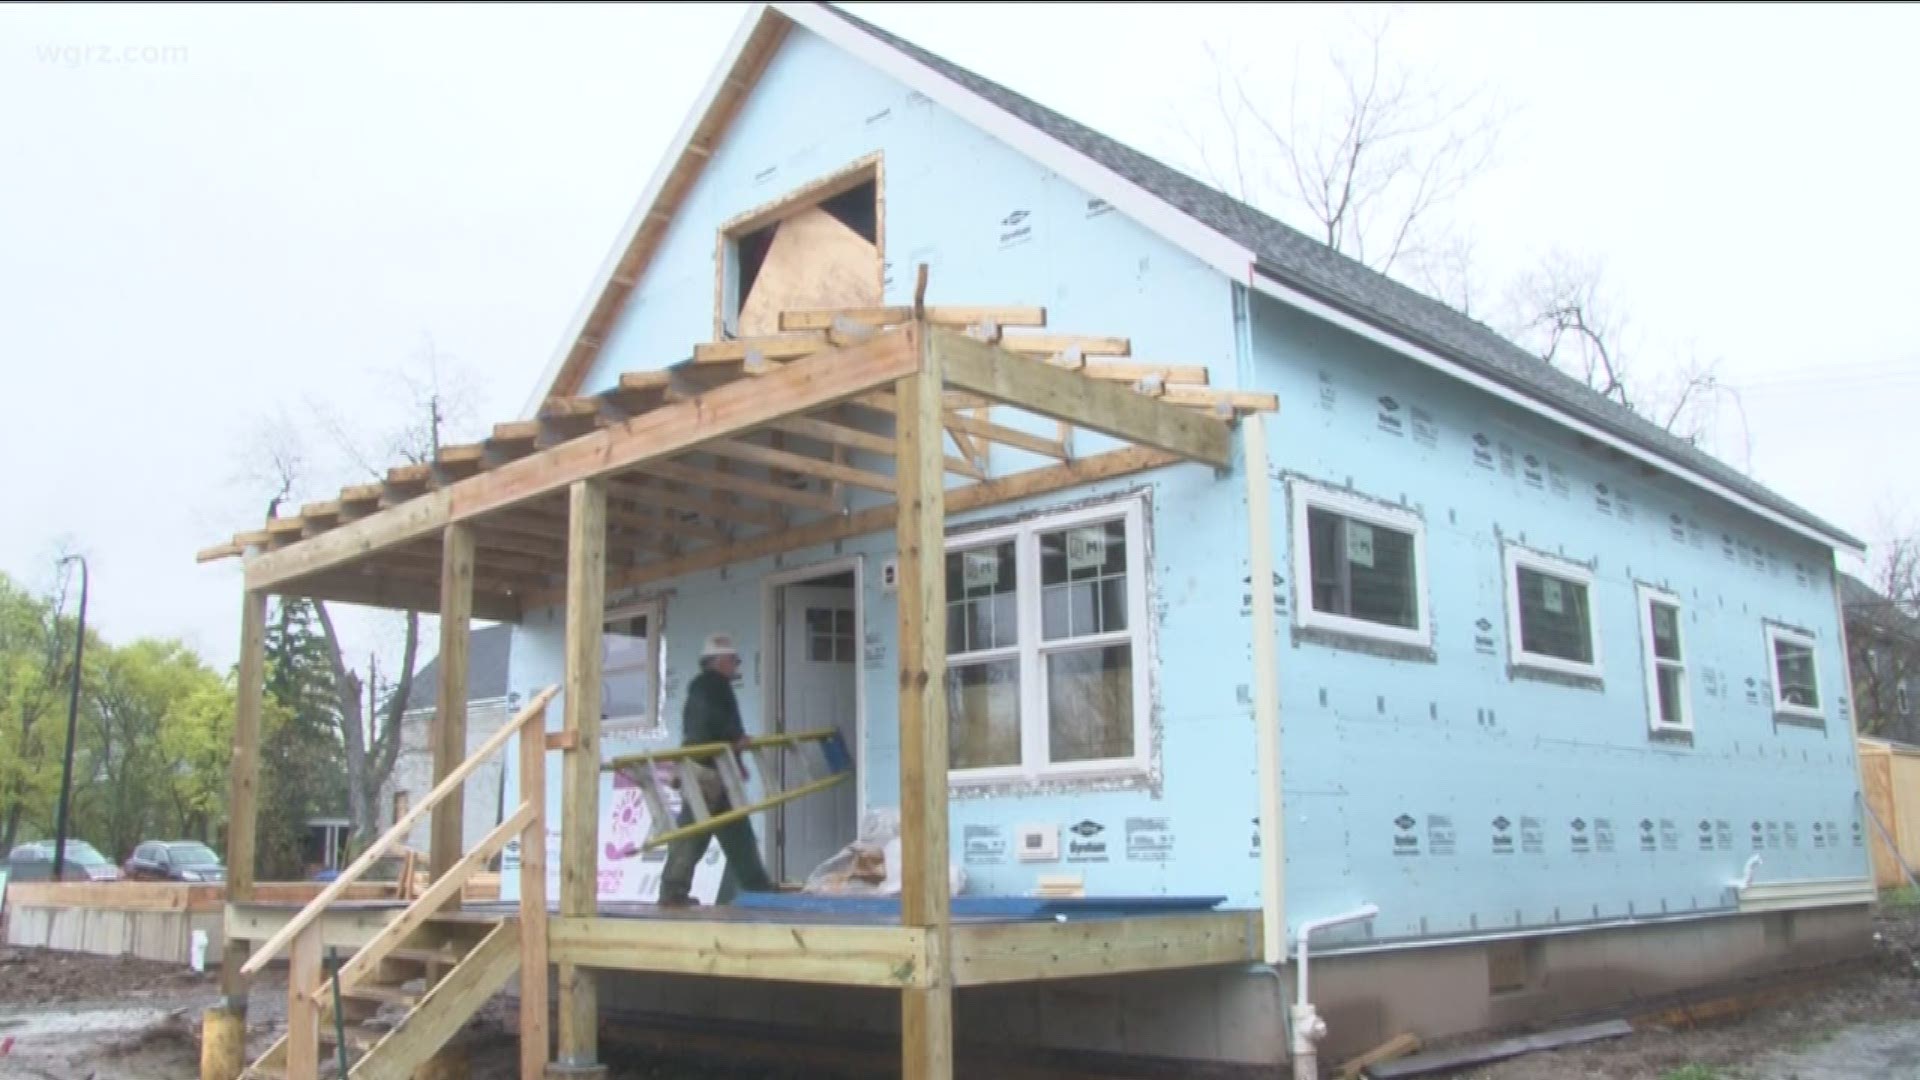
[0,571,85,848]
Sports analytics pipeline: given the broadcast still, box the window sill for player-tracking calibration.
[1508,662,1605,692]
[1773,709,1827,731]
[948,762,1156,799]
[1648,726,1695,749]
[1293,624,1438,664]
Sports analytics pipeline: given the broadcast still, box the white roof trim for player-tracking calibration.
[1248,270,1862,557]
[775,2,1255,279]
[522,3,774,417]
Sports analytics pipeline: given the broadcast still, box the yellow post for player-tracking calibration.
[205,586,266,1080]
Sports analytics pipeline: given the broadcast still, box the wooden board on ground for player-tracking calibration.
[1366,1020,1632,1078]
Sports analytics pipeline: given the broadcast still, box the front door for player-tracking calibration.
[773,579,860,881]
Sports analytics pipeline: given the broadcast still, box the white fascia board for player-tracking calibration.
[776,2,1256,281]
[1248,270,1864,559]
[522,3,775,416]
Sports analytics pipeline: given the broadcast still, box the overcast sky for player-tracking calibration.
[3,2,1916,671]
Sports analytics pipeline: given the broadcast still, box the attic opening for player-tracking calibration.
[720,155,883,338]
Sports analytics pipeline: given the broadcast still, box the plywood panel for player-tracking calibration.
[736,206,879,336]
[1892,752,1920,877]
[1862,750,1901,887]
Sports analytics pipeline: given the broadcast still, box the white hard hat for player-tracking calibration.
[700,633,739,659]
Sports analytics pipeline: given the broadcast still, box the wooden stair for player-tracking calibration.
[238,687,558,1080]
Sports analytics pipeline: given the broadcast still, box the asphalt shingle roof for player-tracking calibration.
[394,623,514,715]
[819,5,1858,551]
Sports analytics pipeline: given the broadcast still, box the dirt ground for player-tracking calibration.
[0,904,1913,1080]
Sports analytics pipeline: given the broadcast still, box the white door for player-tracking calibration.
[775,583,859,881]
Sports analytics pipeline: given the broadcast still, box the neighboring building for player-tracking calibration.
[1842,571,1920,744]
[459,2,1873,1066]
[381,623,519,854]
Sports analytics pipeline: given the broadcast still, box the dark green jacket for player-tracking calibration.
[683,667,745,752]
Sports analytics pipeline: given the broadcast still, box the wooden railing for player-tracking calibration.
[239,684,558,1079]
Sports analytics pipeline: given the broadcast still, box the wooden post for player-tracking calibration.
[285,923,323,1080]
[556,478,607,1074]
[433,522,477,882]
[519,700,552,1079]
[215,587,266,1019]
[896,322,953,1080]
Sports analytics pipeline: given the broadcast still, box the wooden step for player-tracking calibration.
[386,944,468,965]
[317,1022,386,1052]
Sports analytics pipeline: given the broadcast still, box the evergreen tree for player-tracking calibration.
[257,597,349,879]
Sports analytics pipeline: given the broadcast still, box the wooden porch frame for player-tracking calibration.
[206,310,1254,1080]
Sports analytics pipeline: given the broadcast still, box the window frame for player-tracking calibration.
[943,495,1151,784]
[1764,623,1824,721]
[1636,584,1691,734]
[1287,479,1431,649]
[602,598,667,736]
[715,152,884,339]
[1503,545,1605,680]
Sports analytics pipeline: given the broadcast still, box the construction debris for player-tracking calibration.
[1365,1019,1632,1078]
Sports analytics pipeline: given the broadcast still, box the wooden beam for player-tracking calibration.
[1078,361,1210,384]
[998,333,1129,357]
[431,524,475,885]
[947,912,1258,986]
[547,918,931,987]
[638,457,837,514]
[934,328,1232,467]
[779,305,1046,332]
[854,392,1068,461]
[1161,386,1279,413]
[1245,414,1286,964]
[286,924,323,1080]
[278,567,523,623]
[702,437,897,494]
[693,333,829,364]
[218,587,267,1007]
[518,702,551,1079]
[558,478,607,1070]
[608,477,785,532]
[524,447,1184,609]
[896,325,954,1080]
[244,329,916,591]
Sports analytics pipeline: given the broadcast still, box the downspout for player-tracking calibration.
[1292,905,1380,1080]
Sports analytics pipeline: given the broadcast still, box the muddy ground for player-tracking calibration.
[0,904,1913,1079]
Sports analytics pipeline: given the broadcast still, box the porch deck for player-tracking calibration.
[227,897,1262,990]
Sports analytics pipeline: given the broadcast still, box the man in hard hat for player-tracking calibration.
[658,632,775,907]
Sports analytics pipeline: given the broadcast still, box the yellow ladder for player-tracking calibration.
[604,728,853,850]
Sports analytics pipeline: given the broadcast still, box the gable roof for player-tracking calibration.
[531,1,1862,556]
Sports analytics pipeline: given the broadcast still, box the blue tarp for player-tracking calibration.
[731,892,1227,919]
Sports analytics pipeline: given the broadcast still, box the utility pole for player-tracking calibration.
[52,554,88,881]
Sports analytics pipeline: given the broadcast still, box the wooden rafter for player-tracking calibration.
[205,306,1268,618]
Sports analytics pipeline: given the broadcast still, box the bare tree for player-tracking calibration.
[1185,12,1504,288]
[248,336,484,845]
[1850,531,1920,739]
[1507,251,1753,465]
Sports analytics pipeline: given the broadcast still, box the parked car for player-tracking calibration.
[123,840,226,883]
[6,839,121,883]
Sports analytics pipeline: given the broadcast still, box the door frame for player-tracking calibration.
[760,554,867,876]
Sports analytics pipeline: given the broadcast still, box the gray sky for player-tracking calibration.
[3,2,1916,672]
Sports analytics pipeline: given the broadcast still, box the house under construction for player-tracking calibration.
[196,5,1875,1078]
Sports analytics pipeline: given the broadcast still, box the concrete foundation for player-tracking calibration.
[587,906,1872,1070]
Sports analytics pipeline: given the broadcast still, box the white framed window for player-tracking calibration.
[1765,624,1822,720]
[1636,585,1690,732]
[1504,546,1603,679]
[944,496,1149,782]
[602,600,666,735]
[1288,480,1430,648]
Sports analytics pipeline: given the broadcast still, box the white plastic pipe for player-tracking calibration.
[1291,904,1379,1080]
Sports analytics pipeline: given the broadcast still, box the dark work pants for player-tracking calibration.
[658,784,775,904]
